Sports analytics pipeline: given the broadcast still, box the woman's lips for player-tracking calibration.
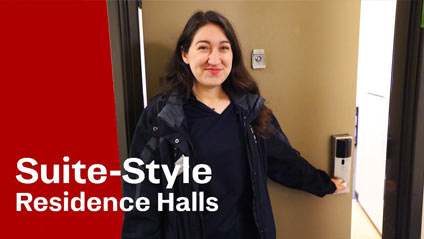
[206,68,222,75]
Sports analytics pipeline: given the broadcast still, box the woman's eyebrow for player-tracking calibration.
[195,40,210,45]
[195,40,230,45]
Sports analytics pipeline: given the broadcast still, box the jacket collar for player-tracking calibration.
[157,90,265,129]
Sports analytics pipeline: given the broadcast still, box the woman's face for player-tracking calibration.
[182,23,233,89]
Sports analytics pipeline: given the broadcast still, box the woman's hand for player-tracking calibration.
[331,178,347,194]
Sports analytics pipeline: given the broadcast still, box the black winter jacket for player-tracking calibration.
[121,90,336,239]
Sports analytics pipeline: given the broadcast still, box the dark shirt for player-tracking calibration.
[183,94,258,239]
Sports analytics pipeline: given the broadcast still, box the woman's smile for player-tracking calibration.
[205,67,223,75]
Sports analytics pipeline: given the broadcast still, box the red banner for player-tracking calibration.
[1,1,122,238]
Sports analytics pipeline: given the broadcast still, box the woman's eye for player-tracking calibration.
[220,46,230,50]
[198,46,209,50]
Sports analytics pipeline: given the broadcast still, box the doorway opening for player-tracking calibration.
[351,0,397,239]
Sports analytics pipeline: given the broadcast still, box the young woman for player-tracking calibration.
[122,10,345,239]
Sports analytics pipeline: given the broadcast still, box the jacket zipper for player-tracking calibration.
[249,124,258,144]
[245,120,263,238]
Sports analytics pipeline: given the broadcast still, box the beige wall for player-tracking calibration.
[142,1,361,238]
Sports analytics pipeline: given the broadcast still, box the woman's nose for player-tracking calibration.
[207,49,221,65]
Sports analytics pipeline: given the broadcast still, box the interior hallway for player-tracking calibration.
[351,199,382,239]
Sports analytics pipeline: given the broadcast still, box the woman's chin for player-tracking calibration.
[195,80,226,89]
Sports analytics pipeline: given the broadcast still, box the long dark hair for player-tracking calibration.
[159,10,274,138]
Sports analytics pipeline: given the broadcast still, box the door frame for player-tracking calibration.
[383,0,424,238]
[107,0,144,163]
